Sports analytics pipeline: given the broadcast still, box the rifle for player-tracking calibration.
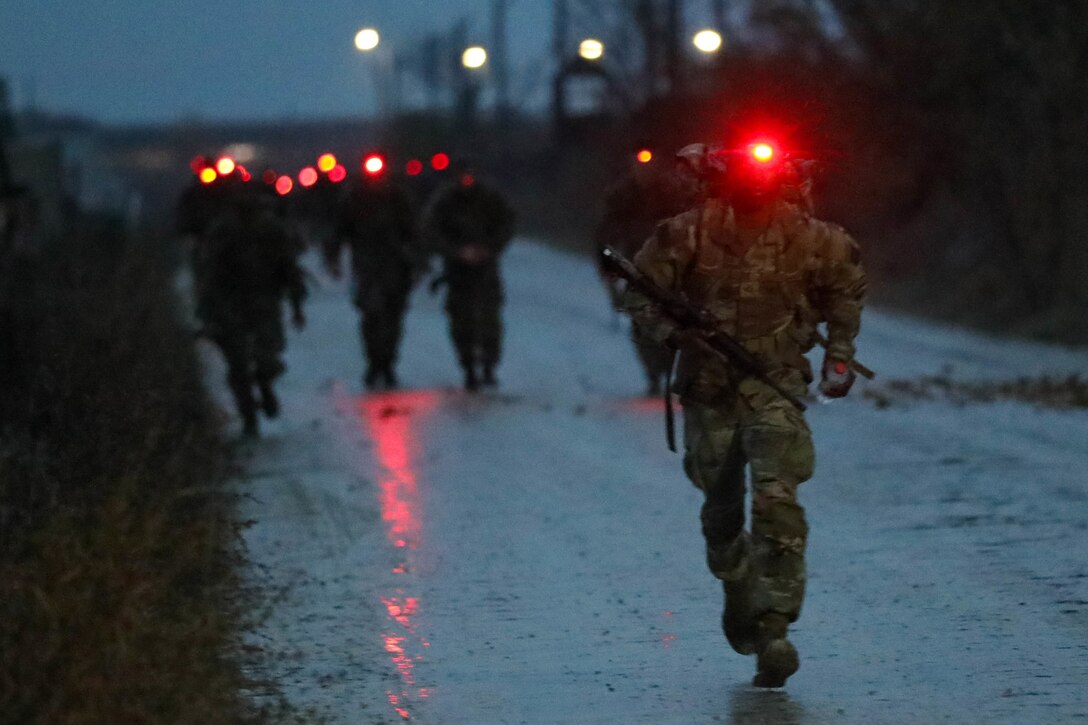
[602,245,808,413]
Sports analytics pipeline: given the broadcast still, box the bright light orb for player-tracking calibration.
[299,167,319,187]
[317,153,337,173]
[693,29,723,54]
[328,164,348,183]
[364,155,385,175]
[431,153,450,171]
[355,28,380,52]
[275,176,293,196]
[199,168,218,185]
[462,46,488,69]
[215,156,236,176]
[636,149,653,164]
[405,159,423,176]
[752,143,775,162]
[579,39,604,61]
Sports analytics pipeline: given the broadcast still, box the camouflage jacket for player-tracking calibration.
[623,198,866,402]
[423,181,515,264]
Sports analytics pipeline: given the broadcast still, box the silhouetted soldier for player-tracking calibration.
[325,158,423,390]
[198,191,306,436]
[423,168,515,391]
[595,146,693,395]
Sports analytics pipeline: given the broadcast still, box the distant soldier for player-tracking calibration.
[595,146,693,395]
[622,140,867,688]
[423,167,515,391]
[198,191,306,436]
[325,156,423,390]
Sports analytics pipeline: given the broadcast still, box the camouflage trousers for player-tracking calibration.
[210,311,286,421]
[682,392,815,622]
[355,278,412,373]
[445,263,503,372]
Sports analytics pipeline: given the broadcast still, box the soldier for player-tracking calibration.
[198,190,306,436]
[325,156,423,390]
[595,146,693,395]
[423,166,515,391]
[622,141,866,687]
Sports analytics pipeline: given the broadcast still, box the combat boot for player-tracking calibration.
[712,536,759,655]
[258,381,280,418]
[752,613,799,688]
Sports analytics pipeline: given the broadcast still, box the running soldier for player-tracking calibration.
[622,141,866,687]
[325,157,423,390]
[423,167,515,391]
[198,190,306,436]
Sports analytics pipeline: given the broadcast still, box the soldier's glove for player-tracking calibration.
[819,356,856,399]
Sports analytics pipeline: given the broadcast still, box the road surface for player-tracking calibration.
[219,241,1088,724]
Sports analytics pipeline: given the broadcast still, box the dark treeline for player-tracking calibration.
[724,0,1088,340]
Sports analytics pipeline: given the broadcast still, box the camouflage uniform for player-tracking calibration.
[424,178,515,390]
[198,196,306,435]
[596,162,692,395]
[624,195,865,682]
[327,177,422,389]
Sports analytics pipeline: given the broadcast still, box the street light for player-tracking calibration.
[354,27,380,52]
[578,38,604,61]
[693,29,723,54]
[462,46,488,69]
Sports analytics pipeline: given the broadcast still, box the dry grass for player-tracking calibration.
[0,220,281,723]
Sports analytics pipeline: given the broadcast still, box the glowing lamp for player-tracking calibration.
[328,164,348,183]
[751,144,775,163]
[405,159,423,176]
[299,167,319,187]
[431,153,450,171]
[317,153,337,173]
[199,168,218,185]
[363,154,385,175]
[693,29,723,54]
[462,46,487,69]
[275,176,293,196]
[215,156,236,176]
[355,28,380,52]
[636,149,653,164]
[579,39,604,61]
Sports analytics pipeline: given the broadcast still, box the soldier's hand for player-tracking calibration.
[819,356,856,398]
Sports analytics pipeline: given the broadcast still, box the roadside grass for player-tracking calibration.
[0,221,282,722]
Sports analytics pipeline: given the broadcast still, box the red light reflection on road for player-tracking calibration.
[358,391,439,721]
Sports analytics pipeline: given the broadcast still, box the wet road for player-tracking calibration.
[228,242,1088,723]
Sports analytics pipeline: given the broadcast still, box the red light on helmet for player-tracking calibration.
[275,175,294,196]
[262,169,278,185]
[299,167,319,187]
[199,167,218,185]
[431,152,450,171]
[317,153,337,173]
[636,149,653,164]
[363,154,385,176]
[190,155,209,174]
[750,143,775,163]
[328,164,347,183]
[406,159,423,176]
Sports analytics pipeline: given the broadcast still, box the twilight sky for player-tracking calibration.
[0,1,557,123]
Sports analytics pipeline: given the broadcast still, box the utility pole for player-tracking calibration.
[665,0,684,96]
[492,0,511,124]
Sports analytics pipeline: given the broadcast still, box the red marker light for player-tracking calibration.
[275,175,294,196]
[833,361,848,375]
[216,156,236,176]
[299,167,319,187]
[238,165,252,182]
[317,153,337,173]
[363,154,385,176]
[431,152,450,171]
[460,173,475,187]
[328,164,348,183]
[751,143,775,163]
[190,155,209,174]
[636,149,653,164]
[262,169,278,185]
[199,167,218,185]
[406,159,423,176]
